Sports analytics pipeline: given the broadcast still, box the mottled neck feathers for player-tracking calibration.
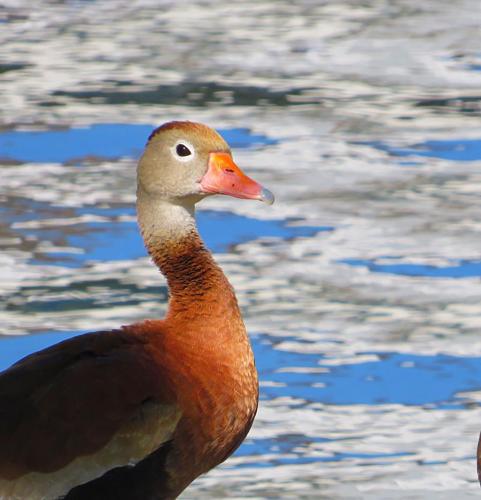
[137,196,237,320]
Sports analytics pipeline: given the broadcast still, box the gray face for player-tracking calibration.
[137,122,231,202]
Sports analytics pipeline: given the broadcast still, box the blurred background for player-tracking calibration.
[1,0,481,498]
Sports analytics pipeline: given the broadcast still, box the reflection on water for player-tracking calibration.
[341,258,481,278]
[359,138,481,162]
[0,124,277,163]
[52,82,310,108]
[1,0,481,498]
[11,204,324,267]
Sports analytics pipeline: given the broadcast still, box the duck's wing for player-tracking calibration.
[0,329,181,500]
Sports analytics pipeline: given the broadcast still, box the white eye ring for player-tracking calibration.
[171,140,196,162]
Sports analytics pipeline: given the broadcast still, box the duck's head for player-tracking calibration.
[138,121,274,206]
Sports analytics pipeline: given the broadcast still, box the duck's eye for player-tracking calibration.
[176,143,191,157]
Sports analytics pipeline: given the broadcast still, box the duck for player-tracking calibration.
[0,121,274,500]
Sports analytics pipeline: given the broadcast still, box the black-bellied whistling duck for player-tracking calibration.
[0,121,274,499]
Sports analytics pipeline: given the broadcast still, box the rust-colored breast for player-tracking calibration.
[139,298,259,496]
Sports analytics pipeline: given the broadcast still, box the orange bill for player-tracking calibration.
[200,152,274,205]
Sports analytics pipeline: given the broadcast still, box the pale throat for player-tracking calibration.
[136,192,198,246]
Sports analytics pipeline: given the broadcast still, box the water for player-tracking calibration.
[1,0,481,498]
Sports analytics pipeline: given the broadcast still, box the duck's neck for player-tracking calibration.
[137,194,236,319]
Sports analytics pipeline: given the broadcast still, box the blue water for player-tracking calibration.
[0,124,277,163]
[341,258,481,278]
[235,436,414,468]
[359,138,481,162]
[255,339,481,408]
[17,209,327,267]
